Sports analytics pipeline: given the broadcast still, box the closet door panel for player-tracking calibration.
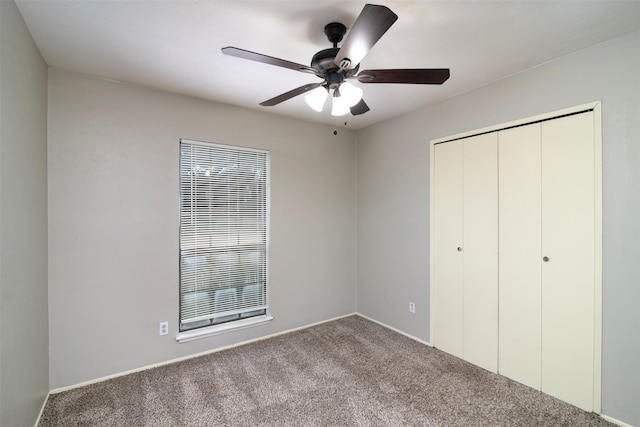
[433,141,464,357]
[498,124,542,389]
[463,134,498,373]
[541,112,595,411]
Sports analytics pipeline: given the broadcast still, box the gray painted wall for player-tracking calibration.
[47,69,357,389]
[0,1,49,425]
[5,1,638,423]
[356,30,640,425]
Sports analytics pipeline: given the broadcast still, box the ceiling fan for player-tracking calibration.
[221,3,450,117]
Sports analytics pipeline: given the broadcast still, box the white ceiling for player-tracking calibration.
[15,0,640,130]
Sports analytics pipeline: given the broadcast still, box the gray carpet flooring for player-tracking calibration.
[39,315,612,426]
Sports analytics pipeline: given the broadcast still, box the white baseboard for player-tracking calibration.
[600,414,634,427]
[34,391,50,427]
[355,312,432,347]
[49,312,357,395]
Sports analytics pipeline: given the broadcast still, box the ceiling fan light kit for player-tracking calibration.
[331,94,351,117]
[221,3,450,117]
[304,86,329,112]
[330,81,363,116]
[337,82,363,107]
[305,81,363,116]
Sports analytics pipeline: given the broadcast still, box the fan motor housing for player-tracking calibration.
[311,48,359,76]
[310,22,360,80]
[311,48,340,71]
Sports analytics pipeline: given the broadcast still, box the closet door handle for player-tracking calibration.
[457,247,463,252]
[543,256,550,262]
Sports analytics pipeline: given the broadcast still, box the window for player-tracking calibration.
[178,139,269,339]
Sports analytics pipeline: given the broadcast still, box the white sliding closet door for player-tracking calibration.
[498,124,542,389]
[541,112,595,411]
[498,112,596,411]
[433,141,464,358]
[433,134,498,371]
[463,134,498,372]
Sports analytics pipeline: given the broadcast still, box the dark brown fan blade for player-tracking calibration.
[334,4,398,70]
[260,83,323,107]
[222,47,323,77]
[357,69,450,84]
[350,99,370,116]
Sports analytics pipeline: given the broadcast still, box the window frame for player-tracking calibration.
[176,139,272,343]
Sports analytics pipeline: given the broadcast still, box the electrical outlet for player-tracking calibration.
[409,302,416,314]
[159,321,169,336]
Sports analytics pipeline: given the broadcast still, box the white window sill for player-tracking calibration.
[176,315,273,343]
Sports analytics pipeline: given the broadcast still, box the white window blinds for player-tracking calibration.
[179,139,269,331]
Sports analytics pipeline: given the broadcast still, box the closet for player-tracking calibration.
[430,103,601,413]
